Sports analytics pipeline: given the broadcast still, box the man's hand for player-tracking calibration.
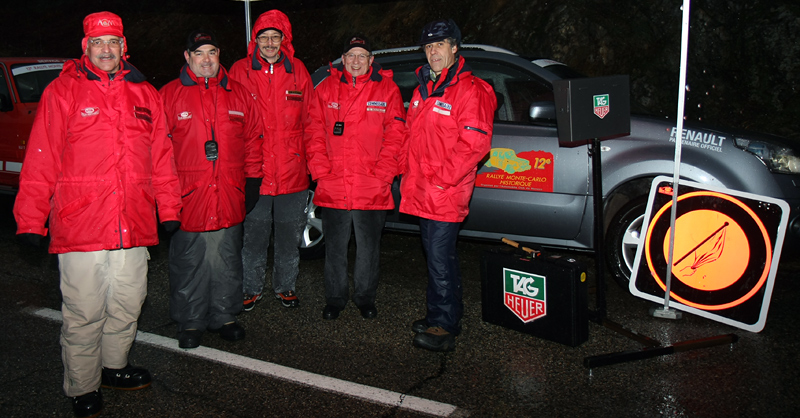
[17,233,43,248]
[162,221,181,234]
[245,178,262,214]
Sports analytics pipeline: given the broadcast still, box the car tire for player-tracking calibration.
[299,189,325,260]
[605,196,648,289]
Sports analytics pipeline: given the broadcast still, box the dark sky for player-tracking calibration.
[2,0,798,140]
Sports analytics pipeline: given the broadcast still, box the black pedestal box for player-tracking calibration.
[480,249,589,347]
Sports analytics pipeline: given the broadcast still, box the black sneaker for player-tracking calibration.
[412,327,456,352]
[72,389,102,418]
[208,322,246,342]
[275,290,299,308]
[322,304,343,320]
[101,364,152,390]
[243,293,262,312]
[178,329,203,349]
[358,304,377,319]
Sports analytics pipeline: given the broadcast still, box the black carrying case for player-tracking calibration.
[480,248,589,347]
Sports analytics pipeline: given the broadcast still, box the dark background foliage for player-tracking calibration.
[2,0,797,140]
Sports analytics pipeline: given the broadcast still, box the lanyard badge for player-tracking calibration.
[333,121,345,136]
[205,140,219,161]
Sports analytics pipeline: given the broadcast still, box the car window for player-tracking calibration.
[379,55,553,125]
[381,61,421,109]
[10,63,63,103]
[468,61,552,124]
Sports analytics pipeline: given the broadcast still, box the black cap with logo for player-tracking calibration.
[186,30,219,52]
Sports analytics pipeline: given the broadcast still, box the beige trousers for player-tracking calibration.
[58,247,148,397]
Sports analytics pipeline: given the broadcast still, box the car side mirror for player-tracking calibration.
[529,101,557,126]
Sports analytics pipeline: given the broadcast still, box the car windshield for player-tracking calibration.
[10,63,63,103]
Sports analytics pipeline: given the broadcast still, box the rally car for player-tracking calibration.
[0,58,67,193]
[305,45,800,288]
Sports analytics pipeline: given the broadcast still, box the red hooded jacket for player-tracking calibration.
[159,65,263,232]
[399,56,497,223]
[13,56,181,253]
[228,10,325,196]
[308,62,406,210]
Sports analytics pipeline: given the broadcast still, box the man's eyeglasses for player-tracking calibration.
[88,38,122,48]
[344,53,370,62]
[256,34,282,44]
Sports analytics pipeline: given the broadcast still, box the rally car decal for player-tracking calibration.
[477,148,554,192]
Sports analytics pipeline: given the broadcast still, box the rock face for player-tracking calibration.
[1,0,797,139]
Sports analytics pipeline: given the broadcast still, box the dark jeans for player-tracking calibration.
[322,208,387,308]
[419,218,463,335]
[169,224,243,332]
[242,191,308,295]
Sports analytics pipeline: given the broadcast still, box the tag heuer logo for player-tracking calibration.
[593,94,610,119]
[503,268,546,323]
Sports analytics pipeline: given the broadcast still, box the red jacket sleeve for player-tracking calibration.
[304,71,332,181]
[239,85,264,179]
[13,84,66,236]
[147,86,182,223]
[433,79,497,189]
[372,78,407,183]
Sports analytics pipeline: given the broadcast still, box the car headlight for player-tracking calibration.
[733,138,800,174]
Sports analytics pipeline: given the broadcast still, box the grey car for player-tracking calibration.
[303,45,800,288]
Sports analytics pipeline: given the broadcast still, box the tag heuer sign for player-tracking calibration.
[503,267,546,322]
[593,94,610,119]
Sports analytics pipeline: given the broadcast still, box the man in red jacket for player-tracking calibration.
[400,19,497,352]
[307,35,406,320]
[229,10,324,311]
[12,12,181,417]
[160,30,263,349]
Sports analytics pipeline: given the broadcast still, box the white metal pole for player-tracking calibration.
[244,0,252,45]
[656,0,692,319]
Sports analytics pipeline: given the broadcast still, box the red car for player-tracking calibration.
[0,57,68,193]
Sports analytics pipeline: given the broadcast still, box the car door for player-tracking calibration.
[464,59,590,243]
[380,53,590,244]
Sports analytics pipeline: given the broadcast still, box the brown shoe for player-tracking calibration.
[412,326,456,352]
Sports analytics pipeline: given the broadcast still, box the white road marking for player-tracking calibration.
[28,307,465,417]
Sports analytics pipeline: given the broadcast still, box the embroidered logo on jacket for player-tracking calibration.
[366,101,387,113]
[178,111,192,121]
[286,90,303,102]
[134,106,152,123]
[81,107,100,117]
[327,102,340,109]
[433,100,452,116]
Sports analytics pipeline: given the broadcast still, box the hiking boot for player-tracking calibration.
[412,318,428,333]
[412,327,456,352]
[72,389,102,418]
[100,364,152,390]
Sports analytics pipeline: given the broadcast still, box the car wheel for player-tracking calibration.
[299,189,325,260]
[605,196,648,289]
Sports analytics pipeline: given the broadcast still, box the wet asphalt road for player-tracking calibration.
[0,193,798,418]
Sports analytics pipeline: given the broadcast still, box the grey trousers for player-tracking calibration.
[242,191,308,295]
[169,225,243,332]
[58,247,149,396]
[322,208,386,308]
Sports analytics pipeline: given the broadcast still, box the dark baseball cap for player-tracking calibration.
[343,35,371,54]
[418,19,461,46]
[186,30,219,52]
